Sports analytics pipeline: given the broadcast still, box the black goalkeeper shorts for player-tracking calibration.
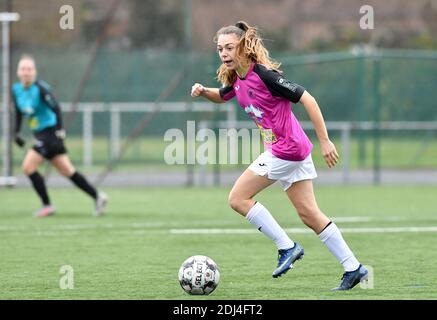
[32,126,67,160]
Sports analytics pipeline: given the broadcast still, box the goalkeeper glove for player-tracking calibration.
[14,135,25,148]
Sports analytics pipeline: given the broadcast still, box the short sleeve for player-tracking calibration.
[219,85,236,101]
[253,64,305,103]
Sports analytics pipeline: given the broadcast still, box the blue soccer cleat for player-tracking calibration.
[272,242,304,278]
[332,264,368,291]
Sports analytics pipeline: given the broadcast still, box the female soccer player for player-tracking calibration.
[12,54,108,218]
[191,22,367,290]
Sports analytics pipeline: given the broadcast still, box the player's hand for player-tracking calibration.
[191,83,205,97]
[320,139,339,168]
[55,129,66,140]
[14,135,26,148]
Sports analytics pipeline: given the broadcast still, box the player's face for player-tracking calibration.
[217,33,240,70]
[17,59,37,87]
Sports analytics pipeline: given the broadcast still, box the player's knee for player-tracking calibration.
[228,193,244,214]
[22,164,34,176]
[227,194,239,211]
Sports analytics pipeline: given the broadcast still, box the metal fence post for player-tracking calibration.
[372,58,381,185]
[357,53,367,167]
[1,12,20,187]
[341,122,351,184]
[83,108,93,168]
[110,106,120,160]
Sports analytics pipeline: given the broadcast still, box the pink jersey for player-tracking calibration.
[219,63,313,161]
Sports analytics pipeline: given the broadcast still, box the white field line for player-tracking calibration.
[0,216,433,235]
[2,225,437,237]
[169,226,437,235]
[0,216,396,232]
[331,217,373,222]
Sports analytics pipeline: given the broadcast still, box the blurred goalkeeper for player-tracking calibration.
[12,54,108,218]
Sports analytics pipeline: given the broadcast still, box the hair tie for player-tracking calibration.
[235,22,247,31]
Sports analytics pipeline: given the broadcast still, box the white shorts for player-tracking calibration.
[248,151,317,191]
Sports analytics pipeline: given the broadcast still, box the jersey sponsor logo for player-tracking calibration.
[244,104,263,118]
[28,117,39,129]
[256,123,277,144]
[277,77,298,92]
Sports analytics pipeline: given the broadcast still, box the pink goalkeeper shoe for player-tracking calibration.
[33,205,56,218]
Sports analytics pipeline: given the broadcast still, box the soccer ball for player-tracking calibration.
[178,255,220,295]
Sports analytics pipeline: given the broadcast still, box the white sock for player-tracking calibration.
[318,222,360,272]
[246,202,294,250]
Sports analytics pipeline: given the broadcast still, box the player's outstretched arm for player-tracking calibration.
[299,90,339,168]
[191,83,225,103]
[12,94,25,148]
